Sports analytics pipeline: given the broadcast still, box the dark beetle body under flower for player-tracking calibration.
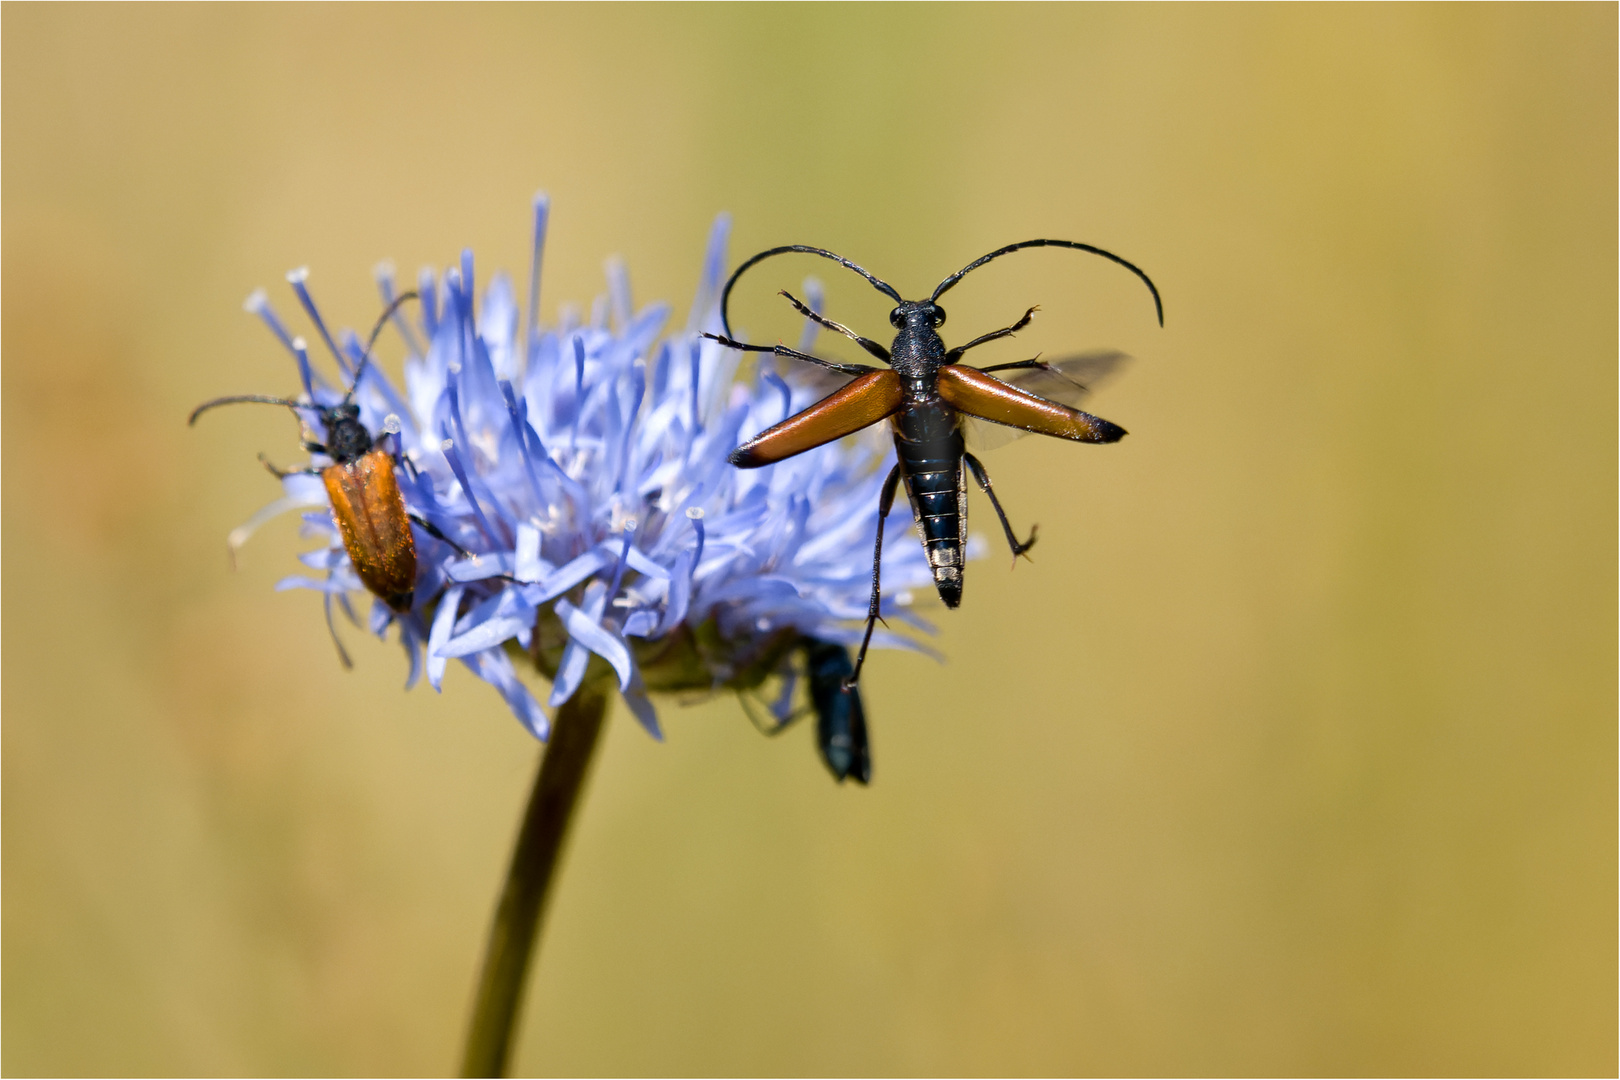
[222,197,944,743]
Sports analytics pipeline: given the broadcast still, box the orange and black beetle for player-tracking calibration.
[190,293,437,616]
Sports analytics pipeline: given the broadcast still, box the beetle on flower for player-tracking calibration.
[199,195,947,775]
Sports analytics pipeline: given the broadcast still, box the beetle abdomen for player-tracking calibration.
[892,400,967,608]
[322,447,417,613]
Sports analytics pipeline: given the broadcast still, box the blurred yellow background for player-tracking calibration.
[4,4,1613,1075]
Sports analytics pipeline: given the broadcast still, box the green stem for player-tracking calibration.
[460,679,611,1078]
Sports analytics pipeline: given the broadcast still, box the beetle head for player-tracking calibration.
[888,300,946,331]
[320,401,375,464]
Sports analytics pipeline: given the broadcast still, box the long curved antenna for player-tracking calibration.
[188,394,312,426]
[342,290,419,406]
[930,239,1164,327]
[721,245,901,338]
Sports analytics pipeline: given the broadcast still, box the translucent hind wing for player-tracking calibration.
[938,365,1126,444]
[989,349,1129,407]
[960,351,1130,449]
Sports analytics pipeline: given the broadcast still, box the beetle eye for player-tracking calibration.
[931,306,947,327]
[889,308,906,329]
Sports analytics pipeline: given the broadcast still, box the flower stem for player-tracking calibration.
[460,679,611,1078]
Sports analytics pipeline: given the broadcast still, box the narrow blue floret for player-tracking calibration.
[226,197,951,739]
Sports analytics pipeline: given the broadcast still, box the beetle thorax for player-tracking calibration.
[888,302,946,377]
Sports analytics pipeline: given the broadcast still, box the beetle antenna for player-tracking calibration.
[342,290,419,407]
[929,239,1164,327]
[188,394,313,426]
[721,245,901,338]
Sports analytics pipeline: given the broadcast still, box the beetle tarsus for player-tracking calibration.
[945,306,1039,362]
[964,451,1037,562]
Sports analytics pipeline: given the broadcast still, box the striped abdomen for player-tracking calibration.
[891,397,967,608]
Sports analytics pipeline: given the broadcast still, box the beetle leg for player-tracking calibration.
[408,513,473,558]
[411,513,544,589]
[944,306,1038,362]
[964,451,1037,562]
[847,464,902,689]
[701,331,878,376]
[975,356,1049,375]
[739,691,804,737]
[777,290,892,361]
[258,453,323,480]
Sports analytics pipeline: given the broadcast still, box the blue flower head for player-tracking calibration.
[221,196,952,743]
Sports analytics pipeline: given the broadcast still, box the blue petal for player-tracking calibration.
[534,548,609,603]
[621,610,658,638]
[369,598,393,636]
[687,214,731,331]
[427,585,465,691]
[400,622,424,690]
[592,539,670,581]
[275,575,348,594]
[654,550,694,636]
[461,649,549,741]
[549,639,588,706]
[444,553,517,583]
[438,611,530,659]
[553,592,633,691]
[514,523,546,582]
[620,680,663,740]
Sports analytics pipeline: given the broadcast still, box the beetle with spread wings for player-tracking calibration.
[704,239,1163,687]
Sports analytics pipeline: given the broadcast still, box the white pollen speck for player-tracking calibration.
[383,414,402,434]
[291,336,308,352]
[685,507,705,520]
[286,266,310,284]
[622,518,637,532]
[441,438,455,452]
[373,260,396,282]
[447,360,462,374]
[755,617,770,631]
[242,288,268,313]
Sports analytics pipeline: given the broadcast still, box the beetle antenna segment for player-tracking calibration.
[720,245,901,338]
[929,239,1165,327]
[187,394,313,425]
[342,291,420,407]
